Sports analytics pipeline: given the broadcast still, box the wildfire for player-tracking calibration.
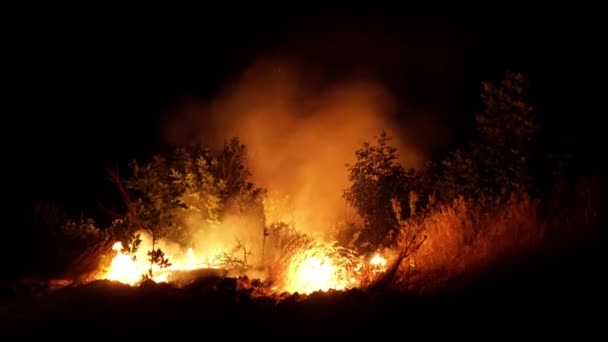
[104,242,142,285]
[281,243,388,294]
[99,234,388,294]
[99,238,226,286]
[285,255,346,294]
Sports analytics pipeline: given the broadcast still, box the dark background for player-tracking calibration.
[5,5,600,222]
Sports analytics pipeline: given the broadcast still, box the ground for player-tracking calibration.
[1,241,604,340]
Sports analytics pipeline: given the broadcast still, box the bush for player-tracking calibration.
[106,137,265,279]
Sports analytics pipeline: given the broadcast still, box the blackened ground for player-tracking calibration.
[1,238,604,340]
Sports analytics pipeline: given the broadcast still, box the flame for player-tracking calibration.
[281,245,390,294]
[105,242,141,285]
[282,243,365,294]
[370,252,387,270]
[99,238,226,285]
[99,233,388,293]
[287,255,340,293]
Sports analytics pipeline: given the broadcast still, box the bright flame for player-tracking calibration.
[99,236,227,286]
[370,252,387,269]
[292,256,338,293]
[281,245,390,294]
[99,233,388,293]
[282,243,360,294]
[105,242,141,285]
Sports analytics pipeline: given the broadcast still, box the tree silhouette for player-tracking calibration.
[344,131,415,250]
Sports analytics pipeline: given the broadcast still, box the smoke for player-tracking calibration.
[164,57,433,238]
[186,211,265,265]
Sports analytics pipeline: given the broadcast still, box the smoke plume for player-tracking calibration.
[164,57,429,237]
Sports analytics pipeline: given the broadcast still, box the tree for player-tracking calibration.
[438,149,481,202]
[109,137,264,280]
[433,70,538,204]
[474,70,538,197]
[344,131,415,250]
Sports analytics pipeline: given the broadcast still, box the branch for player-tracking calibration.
[96,200,124,219]
[107,167,146,230]
[368,209,430,292]
[107,168,132,209]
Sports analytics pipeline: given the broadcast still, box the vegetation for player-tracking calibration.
[343,131,415,251]
[343,71,599,288]
[1,71,600,296]
[106,137,265,279]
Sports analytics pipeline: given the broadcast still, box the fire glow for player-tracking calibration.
[98,236,387,294]
[101,240,224,286]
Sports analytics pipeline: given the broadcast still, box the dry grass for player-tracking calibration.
[386,193,550,292]
[64,240,115,283]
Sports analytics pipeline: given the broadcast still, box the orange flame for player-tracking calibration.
[370,252,387,269]
[281,244,388,294]
[99,235,388,293]
[99,237,225,285]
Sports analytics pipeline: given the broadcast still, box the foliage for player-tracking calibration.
[145,248,172,279]
[5,69,599,292]
[474,70,538,196]
[343,131,416,250]
[60,217,110,250]
[343,71,541,255]
[437,149,480,202]
[109,137,265,278]
[440,71,538,203]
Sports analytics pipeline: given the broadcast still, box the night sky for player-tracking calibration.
[6,6,599,222]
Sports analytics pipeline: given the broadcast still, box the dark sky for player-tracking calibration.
[6,6,599,221]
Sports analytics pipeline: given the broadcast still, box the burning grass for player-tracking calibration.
[280,241,359,293]
[96,231,228,286]
[92,226,389,295]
